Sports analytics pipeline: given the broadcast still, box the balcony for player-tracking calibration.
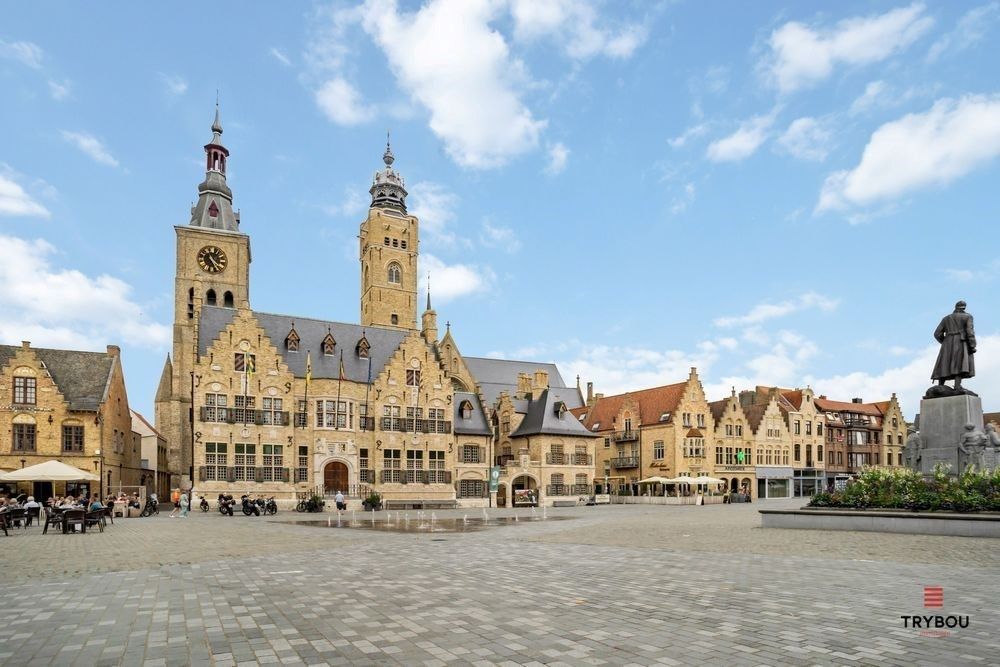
[613,430,639,443]
[200,407,290,426]
[610,456,639,468]
[545,484,593,496]
[545,453,593,465]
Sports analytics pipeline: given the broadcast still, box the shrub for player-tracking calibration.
[807,465,1000,513]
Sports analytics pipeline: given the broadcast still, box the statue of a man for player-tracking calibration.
[931,300,976,391]
[986,422,1000,449]
[958,422,987,470]
[903,429,922,470]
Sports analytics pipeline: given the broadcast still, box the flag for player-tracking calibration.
[339,351,346,381]
[924,586,943,608]
[305,351,313,391]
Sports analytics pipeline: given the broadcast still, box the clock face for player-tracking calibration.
[197,246,228,273]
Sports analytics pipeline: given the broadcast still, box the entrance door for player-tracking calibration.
[33,481,53,503]
[496,484,507,507]
[323,461,349,495]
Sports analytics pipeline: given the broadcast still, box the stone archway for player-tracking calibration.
[323,461,349,495]
[511,474,538,507]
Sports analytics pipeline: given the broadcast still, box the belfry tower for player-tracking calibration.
[359,137,419,330]
[155,103,252,487]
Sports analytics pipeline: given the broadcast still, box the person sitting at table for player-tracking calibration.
[22,496,40,523]
[58,496,76,509]
[89,495,105,512]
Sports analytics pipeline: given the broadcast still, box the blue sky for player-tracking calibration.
[1,1,998,420]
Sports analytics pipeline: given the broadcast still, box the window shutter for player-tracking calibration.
[227,467,236,483]
[198,466,207,481]
[255,467,264,483]
[282,468,290,483]
[254,411,265,426]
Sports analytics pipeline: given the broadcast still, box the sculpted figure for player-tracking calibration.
[903,429,922,470]
[958,422,987,470]
[931,300,976,391]
[986,423,1000,449]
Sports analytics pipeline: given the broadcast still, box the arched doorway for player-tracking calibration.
[730,477,739,494]
[511,474,538,507]
[323,461,348,495]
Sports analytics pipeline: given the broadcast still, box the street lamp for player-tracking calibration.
[95,449,103,498]
[20,458,26,469]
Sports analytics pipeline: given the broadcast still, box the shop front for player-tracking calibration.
[793,468,825,497]
[755,466,793,499]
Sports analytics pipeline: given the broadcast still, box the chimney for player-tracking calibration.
[106,345,121,357]
[739,390,756,408]
[21,340,30,349]
[516,373,531,397]
[586,382,594,406]
[852,397,863,404]
[595,393,604,400]
[532,370,549,394]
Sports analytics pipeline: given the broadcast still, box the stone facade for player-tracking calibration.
[0,341,139,499]
[708,391,756,498]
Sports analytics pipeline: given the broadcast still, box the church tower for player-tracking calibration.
[359,138,418,330]
[156,104,251,488]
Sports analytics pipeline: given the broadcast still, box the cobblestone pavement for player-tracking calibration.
[1,500,998,666]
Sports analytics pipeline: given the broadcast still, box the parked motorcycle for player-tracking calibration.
[241,494,261,516]
[218,494,235,516]
[264,497,278,515]
[199,495,210,512]
[140,497,159,517]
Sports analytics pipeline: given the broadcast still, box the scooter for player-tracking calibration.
[241,494,260,516]
[199,495,210,512]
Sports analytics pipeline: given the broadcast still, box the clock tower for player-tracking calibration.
[359,138,418,330]
[156,104,251,488]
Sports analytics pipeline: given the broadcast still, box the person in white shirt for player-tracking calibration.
[334,491,346,513]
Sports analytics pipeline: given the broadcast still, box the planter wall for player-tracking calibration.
[760,508,1000,538]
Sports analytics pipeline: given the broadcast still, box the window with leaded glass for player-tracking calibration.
[295,399,307,427]
[461,444,481,463]
[233,395,256,424]
[653,440,664,459]
[204,393,228,422]
[262,444,283,481]
[317,400,352,429]
[234,443,256,481]
[425,407,446,433]
[382,404,401,431]
[13,423,36,451]
[406,450,423,469]
[205,443,227,480]
[62,425,84,452]
[458,479,485,498]
[383,449,401,482]
[297,445,308,482]
[715,446,723,465]
[13,377,36,404]
[261,398,284,426]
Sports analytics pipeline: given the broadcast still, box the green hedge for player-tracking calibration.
[808,466,1000,513]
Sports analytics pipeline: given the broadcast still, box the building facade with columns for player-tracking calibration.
[155,109,587,507]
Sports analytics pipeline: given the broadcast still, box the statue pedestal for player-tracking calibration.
[917,394,984,474]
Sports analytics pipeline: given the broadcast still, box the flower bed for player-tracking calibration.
[808,467,1000,513]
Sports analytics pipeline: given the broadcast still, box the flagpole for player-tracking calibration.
[335,350,344,430]
[303,350,311,429]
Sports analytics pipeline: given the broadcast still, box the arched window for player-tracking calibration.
[224,291,234,308]
[391,314,399,325]
[206,289,217,306]
[387,262,402,284]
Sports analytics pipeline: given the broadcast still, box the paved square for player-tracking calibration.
[1,500,998,666]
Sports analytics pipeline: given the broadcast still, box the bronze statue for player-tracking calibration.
[929,300,976,395]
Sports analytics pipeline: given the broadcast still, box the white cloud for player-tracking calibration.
[0,234,169,349]
[817,94,1000,212]
[926,2,999,63]
[359,0,545,168]
[269,47,292,66]
[777,116,833,161]
[0,167,50,218]
[706,111,778,163]
[849,80,886,115]
[315,77,373,126]
[47,79,70,101]
[160,74,187,96]
[941,259,1000,283]
[807,335,1000,420]
[668,122,709,149]
[60,130,119,167]
[669,182,696,215]
[0,39,43,68]
[545,142,569,175]
[419,253,493,303]
[510,0,648,60]
[409,181,459,244]
[714,292,840,328]
[322,187,367,219]
[764,3,933,93]
[480,219,521,252]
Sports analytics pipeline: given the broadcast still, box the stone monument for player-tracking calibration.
[914,301,994,474]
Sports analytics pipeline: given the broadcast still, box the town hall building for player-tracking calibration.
[154,108,596,508]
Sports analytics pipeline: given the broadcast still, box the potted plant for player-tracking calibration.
[362,491,382,511]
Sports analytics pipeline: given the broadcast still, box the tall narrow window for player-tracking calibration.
[206,289,217,306]
[187,287,194,319]
[224,291,234,308]
[387,262,402,284]
[13,423,36,451]
[13,377,36,405]
[62,425,84,452]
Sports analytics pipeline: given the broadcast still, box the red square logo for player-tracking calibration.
[924,586,944,608]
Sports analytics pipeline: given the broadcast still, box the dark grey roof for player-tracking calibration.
[510,389,594,438]
[453,392,491,436]
[465,357,584,410]
[0,345,116,412]
[197,307,407,383]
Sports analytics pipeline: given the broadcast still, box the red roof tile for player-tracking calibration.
[581,381,687,432]
[815,397,884,416]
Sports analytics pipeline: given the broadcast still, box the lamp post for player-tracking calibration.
[95,449,103,498]
[20,458,26,469]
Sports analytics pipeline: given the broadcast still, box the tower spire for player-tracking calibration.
[425,274,431,311]
[370,134,407,212]
[190,98,239,231]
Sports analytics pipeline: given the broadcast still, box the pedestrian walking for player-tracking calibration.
[335,490,346,514]
[179,491,189,518]
[169,488,181,517]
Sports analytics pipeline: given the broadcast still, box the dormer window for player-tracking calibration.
[555,401,567,418]
[322,331,336,356]
[356,335,370,358]
[285,327,300,352]
[459,400,473,420]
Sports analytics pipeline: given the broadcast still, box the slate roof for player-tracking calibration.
[198,307,408,384]
[509,389,595,438]
[0,345,116,412]
[453,392,491,436]
[463,357,584,409]
[579,381,687,433]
